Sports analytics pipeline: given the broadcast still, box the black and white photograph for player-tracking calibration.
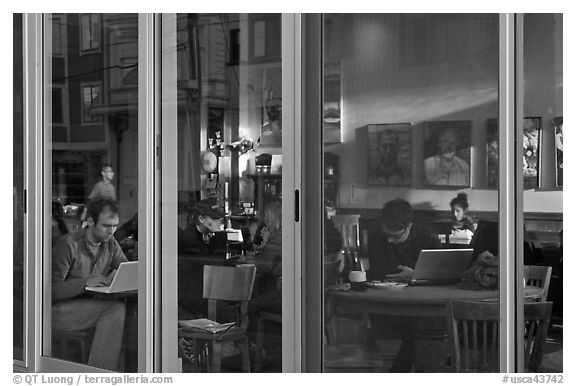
[11,13,563,377]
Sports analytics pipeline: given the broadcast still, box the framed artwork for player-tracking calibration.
[486,118,498,187]
[323,61,342,144]
[522,117,541,189]
[367,123,411,186]
[554,117,563,187]
[423,121,472,187]
[260,67,282,147]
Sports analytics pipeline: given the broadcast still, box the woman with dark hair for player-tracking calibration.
[450,192,477,233]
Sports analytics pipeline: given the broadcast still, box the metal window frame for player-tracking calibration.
[282,13,302,373]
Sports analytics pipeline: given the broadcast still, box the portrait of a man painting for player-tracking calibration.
[367,123,411,186]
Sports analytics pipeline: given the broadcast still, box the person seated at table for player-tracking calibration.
[178,199,225,254]
[449,192,477,236]
[51,198,128,371]
[365,198,441,372]
[366,198,441,282]
[177,200,233,363]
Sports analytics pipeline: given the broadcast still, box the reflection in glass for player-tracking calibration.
[47,14,139,372]
[322,14,500,373]
[174,14,283,373]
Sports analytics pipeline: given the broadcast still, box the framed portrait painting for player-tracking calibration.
[423,120,471,187]
[522,117,541,189]
[554,117,563,187]
[366,123,411,186]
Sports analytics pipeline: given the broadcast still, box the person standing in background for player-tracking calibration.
[89,164,116,201]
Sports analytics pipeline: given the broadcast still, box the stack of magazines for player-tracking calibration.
[178,318,236,334]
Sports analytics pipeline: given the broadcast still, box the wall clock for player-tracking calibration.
[201,151,218,173]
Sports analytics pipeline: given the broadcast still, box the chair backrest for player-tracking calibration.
[524,265,552,302]
[330,214,361,253]
[524,301,553,372]
[446,300,553,372]
[446,300,500,372]
[203,264,257,330]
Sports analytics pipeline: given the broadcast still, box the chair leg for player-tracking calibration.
[211,341,223,373]
[238,337,251,373]
[255,318,266,372]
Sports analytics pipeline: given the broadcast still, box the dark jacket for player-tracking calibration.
[366,222,441,280]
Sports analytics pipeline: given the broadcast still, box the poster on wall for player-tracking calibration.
[323,61,342,144]
[522,117,541,189]
[423,120,471,187]
[554,117,563,187]
[366,123,411,186]
[486,118,499,187]
[260,67,282,147]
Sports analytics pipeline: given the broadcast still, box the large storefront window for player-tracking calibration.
[44,14,139,372]
[15,13,562,374]
[162,14,284,373]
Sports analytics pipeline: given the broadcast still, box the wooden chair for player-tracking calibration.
[524,265,552,302]
[446,300,553,372]
[178,264,256,372]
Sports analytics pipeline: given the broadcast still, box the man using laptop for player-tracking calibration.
[52,198,128,371]
[365,198,441,372]
[367,198,441,282]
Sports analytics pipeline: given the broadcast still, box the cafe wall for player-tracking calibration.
[327,14,562,214]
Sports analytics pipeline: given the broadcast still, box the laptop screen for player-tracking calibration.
[411,249,473,283]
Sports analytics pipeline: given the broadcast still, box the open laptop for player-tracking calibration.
[85,261,138,294]
[409,249,474,285]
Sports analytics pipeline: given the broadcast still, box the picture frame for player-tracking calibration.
[554,117,563,188]
[522,117,541,189]
[259,67,282,147]
[423,120,471,187]
[486,118,499,187]
[323,61,342,144]
[366,123,411,186]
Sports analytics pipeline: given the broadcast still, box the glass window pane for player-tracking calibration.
[521,13,563,373]
[322,14,500,373]
[171,13,283,373]
[46,13,139,372]
[13,12,25,362]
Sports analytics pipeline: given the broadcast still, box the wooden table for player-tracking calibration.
[326,285,544,372]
